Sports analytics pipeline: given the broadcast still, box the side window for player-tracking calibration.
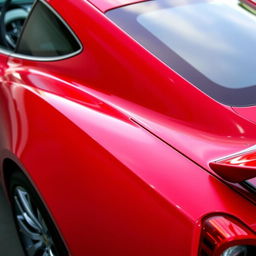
[16,1,81,58]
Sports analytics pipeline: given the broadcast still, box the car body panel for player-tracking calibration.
[1,65,256,255]
[233,106,256,125]
[0,0,256,255]
[87,0,149,12]
[49,0,256,179]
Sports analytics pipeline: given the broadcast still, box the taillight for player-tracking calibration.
[199,215,256,256]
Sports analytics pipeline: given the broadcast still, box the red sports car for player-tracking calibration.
[0,0,256,255]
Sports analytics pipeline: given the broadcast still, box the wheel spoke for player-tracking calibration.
[42,251,49,256]
[14,195,42,232]
[17,215,42,240]
[42,247,55,256]
[48,248,55,256]
[16,187,43,231]
[13,186,58,256]
[26,240,44,256]
[37,208,48,234]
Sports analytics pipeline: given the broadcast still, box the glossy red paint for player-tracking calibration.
[0,0,256,255]
[233,106,256,124]
[87,0,148,12]
[210,150,256,183]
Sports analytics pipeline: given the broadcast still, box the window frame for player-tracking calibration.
[10,0,83,61]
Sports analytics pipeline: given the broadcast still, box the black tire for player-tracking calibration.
[7,171,68,256]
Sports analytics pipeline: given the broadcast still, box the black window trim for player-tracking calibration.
[10,0,83,61]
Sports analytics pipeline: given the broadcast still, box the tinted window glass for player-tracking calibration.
[16,1,81,57]
[137,2,256,89]
[107,0,256,106]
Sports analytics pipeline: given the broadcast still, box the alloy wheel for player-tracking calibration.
[13,186,57,256]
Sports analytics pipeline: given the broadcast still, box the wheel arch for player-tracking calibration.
[2,157,23,192]
[0,151,29,197]
[0,154,70,256]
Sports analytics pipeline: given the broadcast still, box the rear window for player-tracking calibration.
[107,0,256,106]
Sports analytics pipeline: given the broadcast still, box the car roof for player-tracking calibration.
[87,0,148,12]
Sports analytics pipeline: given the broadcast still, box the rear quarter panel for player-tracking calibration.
[0,1,256,255]
[1,64,256,256]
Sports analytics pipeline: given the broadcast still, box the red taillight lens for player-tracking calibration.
[199,215,256,256]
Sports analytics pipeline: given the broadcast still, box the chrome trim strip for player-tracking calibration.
[10,0,83,62]
[212,144,256,162]
[0,47,11,56]
[11,49,83,62]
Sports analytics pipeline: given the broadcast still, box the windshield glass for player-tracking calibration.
[107,0,256,106]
